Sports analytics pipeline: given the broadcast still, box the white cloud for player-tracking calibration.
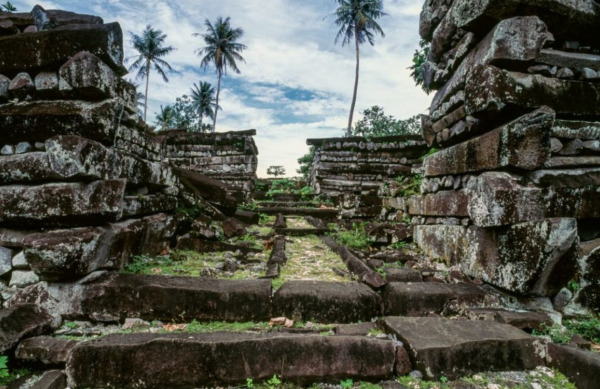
[12,0,430,177]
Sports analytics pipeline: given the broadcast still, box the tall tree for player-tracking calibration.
[154,105,175,130]
[331,0,386,136]
[129,25,174,122]
[194,17,247,132]
[190,81,217,130]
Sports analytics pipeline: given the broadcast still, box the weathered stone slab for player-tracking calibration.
[0,22,125,76]
[273,281,381,323]
[465,65,600,118]
[384,282,455,316]
[384,268,422,283]
[31,5,103,29]
[121,195,177,218]
[66,333,396,388]
[419,0,451,40]
[0,180,125,227]
[552,120,600,140]
[467,172,600,226]
[58,51,136,112]
[537,49,600,71]
[322,237,385,288]
[424,108,553,177]
[430,16,548,112]
[80,273,272,322]
[414,219,578,295]
[527,168,600,188]
[25,213,176,280]
[547,343,600,389]
[0,304,53,353]
[408,190,469,217]
[0,100,123,145]
[30,370,66,389]
[384,317,544,379]
[545,156,600,168]
[15,336,78,365]
[467,308,552,331]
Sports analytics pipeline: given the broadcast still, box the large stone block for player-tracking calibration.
[384,317,545,380]
[273,281,381,323]
[0,22,125,76]
[467,172,600,226]
[414,219,578,296]
[58,51,136,112]
[15,336,78,365]
[0,304,53,353]
[408,190,469,217]
[424,108,553,177]
[0,180,125,228]
[0,100,124,145]
[430,16,548,109]
[66,333,396,388]
[24,213,176,280]
[383,282,455,316]
[465,65,600,118]
[547,343,600,389]
[79,273,272,322]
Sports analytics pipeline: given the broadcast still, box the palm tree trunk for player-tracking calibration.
[198,108,203,132]
[213,71,222,132]
[347,27,360,137]
[144,61,150,122]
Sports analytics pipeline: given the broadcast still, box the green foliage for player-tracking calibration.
[352,106,421,138]
[375,267,387,278]
[254,180,269,192]
[240,201,259,211]
[267,165,286,178]
[564,316,600,344]
[533,322,573,344]
[0,356,8,378]
[358,382,382,389]
[391,241,407,250]
[297,146,316,179]
[408,39,431,94]
[265,178,298,198]
[418,148,439,161]
[395,174,423,198]
[266,374,281,389]
[0,1,16,12]
[340,379,354,389]
[175,204,204,221]
[259,214,276,225]
[299,186,315,200]
[124,254,173,274]
[247,378,254,388]
[64,321,79,329]
[332,222,371,250]
[185,320,269,333]
[567,279,581,292]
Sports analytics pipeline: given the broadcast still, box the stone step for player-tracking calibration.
[273,281,381,323]
[384,316,545,380]
[274,227,330,236]
[257,207,338,218]
[65,333,398,388]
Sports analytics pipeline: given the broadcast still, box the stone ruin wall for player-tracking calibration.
[412,0,600,313]
[0,6,258,306]
[307,135,428,219]
[158,129,258,199]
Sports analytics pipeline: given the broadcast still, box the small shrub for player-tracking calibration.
[340,379,354,389]
[332,222,371,250]
[266,374,281,389]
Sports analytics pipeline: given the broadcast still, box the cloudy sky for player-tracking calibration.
[14,0,430,177]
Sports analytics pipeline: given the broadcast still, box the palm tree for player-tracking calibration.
[129,25,174,122]
[190,81,217,131]
[154,105,175,130]
[194,17,247,131]
[331,0,386,136]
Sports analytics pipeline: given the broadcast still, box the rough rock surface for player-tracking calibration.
[0,304,53,353]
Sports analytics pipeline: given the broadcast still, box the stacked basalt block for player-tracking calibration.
[159,129,259,199]
[412,0,600,312]
[0,6,179,299]
[307,135,428,218]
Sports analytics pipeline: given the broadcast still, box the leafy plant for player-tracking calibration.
[419,148,439,161]
[352,106,421,138]
[533,322,572,344]
[395,174,422,198]
[567,279,581,292]
[0,356,30,385]
[267,165,286,178]
[358,382,382,389]
[391,241,407,250]
[564,316,600,344]
[64,321,79,329]
[0,356,8,378]
[340,379,354,389]
[297,146,316,179]
[0,1,16,12]
[266,374,281,389]
[408,39,431,94]
[331,222,371,250]
[246,378,254,388]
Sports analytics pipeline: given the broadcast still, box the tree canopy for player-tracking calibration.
[195,17,247,131]
[351,105,421,137]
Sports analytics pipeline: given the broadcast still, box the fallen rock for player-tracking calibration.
[385,316,545,380]
[547,343,600,389]
[0,304,53,353]
[15,336,78,365]
[384,282,455,316]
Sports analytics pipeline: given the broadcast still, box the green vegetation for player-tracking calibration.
[259,214,276,225]
[0,356,30,385]
[265,178,299,198]
[128,25,175,121]
[330,0,386,135]
[419,148,439,161]
[195,16,247,131]
[352,106,421,138]
[395,174,422,198]
[408,39,431,94]
[533,316,600,344]
[297,146,316,179]
[331,222,371,250]
[0,1,16,12]
[340,379,354,389]
[154,84,216,132]
[185,320,270,333]
[266,374,282,389]
[358,382,382,389]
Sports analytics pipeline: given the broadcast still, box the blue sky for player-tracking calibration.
[14,0,430,177]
